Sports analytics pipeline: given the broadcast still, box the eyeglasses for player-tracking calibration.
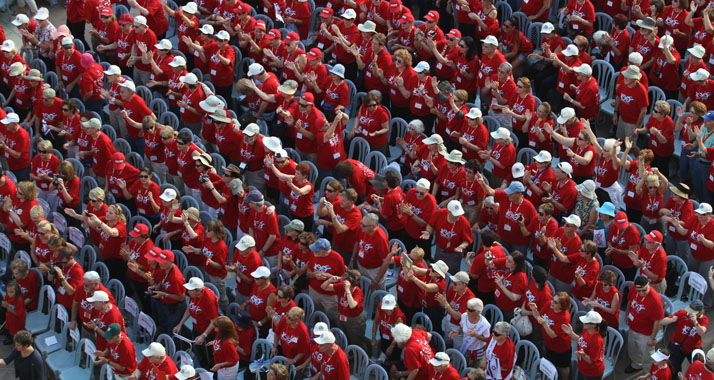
[647,186,658,189]
[395,58,403,63]
[467,308,478,312]
[39,150,50,154]
[139,175,150,179]
[89,199,100,203]
[298,102,310,107]
[653,109,665,114]
[366,103,377,107]
[325,188,336,193]
[459,44,467,48]
[62,108,70,112]
[277,293,287,299]
[177,141,188,145]
[538,212,546,216]
[360,223,375,228]
[298,241,308,246]
[161,136,171,140]
[493,331,504,337]
[415,190,426,196]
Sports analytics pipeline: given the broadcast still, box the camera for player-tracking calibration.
[485,252,493,261]
[198,174,209,184]
[53,262,63,269]
[53,173,65,186]
[145,288,156,296]
[428,30,436,38]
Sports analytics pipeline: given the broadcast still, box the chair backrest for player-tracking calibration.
[527,22,543,51]
[595,12,613,32]
[156,333,176,358]
[516,147,537,165]
[648,86,666,114]
[344,80,358,116]
[180,195,200,210]
[445,348,467,374]
[76,339,97,370]
[183,265,204,282]
[149,98,168,118]
[511,11,529,32]
[135,85,153,104]
[430,331,446,353]
[667,255,687,294]
[483,304,504,326]
[366,151,388,175]
[604,327,624,363]
[121,297,140,337]
[592,59,615,100]
[295,293,315,322]
[114,138,131,154]
[331,327,348,349]
[159,112,180,129]
[668,99,683,124]
[600,265,625,291]
[402,179,417,192]
[173,250,188,272]
[77,245,97,270]
[496,1,513,25]
[127,152,144,169]
[173,350,194,369]
[390,117,408,141]
[515,340,540,379]
[539,358,558,380]
[345,345,369,378]
[366,290,388,320]
[348,137,370,162]
[676,271,708,303]
[204,282,220,302]
[411,312,433,332]
[101,124,117,141]
[284,147,302,162]
[128,215,152,235]
[210,153,227,176]
[136,312,157,344]
[307,311,330,330]
[44,71,58,89]
[364,363,389,380]
[91,262,110,285]
[569,296,579,316]
[250,338,274,362]
[106,279,126,307]
[509,323,521,345]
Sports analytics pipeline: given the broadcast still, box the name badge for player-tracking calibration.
[573,24,579,30]
[210,69,217,76]
[150,155,157,161]
[559,82,565,88]
[627,191,635,198]
[504,224,512,231]
[297,132,303,138]
[194,51,200,57]
[414,102,423,109]
[607,0,613,5]
[691,242,698,250]
[436,62,443,69]
[333,152,341,159]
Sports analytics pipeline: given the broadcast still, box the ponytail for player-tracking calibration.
[598,320,608,337]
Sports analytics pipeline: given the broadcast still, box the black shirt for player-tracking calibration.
[3,348,43,380]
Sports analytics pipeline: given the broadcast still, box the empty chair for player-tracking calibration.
[331,327,348,349]
[180,195,200,210]
[295,293,315,321]
[672,271,707,311]
[483,304,504,326]
[150,97,168,117]
[127,151,144,168]
[114,137,131,154]
[602,327,624,378]
[46,327,81,377]
[250,338,274,362]
[134,312,158,361]
[411,312,434,332]
[35,304,70,358]
[307,310,330,330]
[91,262,110,285]
[159,112,180,129]
[349,137,370,162]
[26,285,56,334]
[135,85,153,104]
[345,345,369,379]
[58,339,96,380]
[156,333,177,358]
[366,151,388,174]
[667,255,688,302]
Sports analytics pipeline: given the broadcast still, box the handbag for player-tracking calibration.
[511,307,533,336]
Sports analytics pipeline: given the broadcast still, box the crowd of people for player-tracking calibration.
[3,0,714,378]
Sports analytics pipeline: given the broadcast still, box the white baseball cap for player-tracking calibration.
[119,80,136,92]
[690,68,710,82]
[447,200,464,217]
[155,39,173,50]
[263,136,282,152]
[557,107,576,124]
[562,44,579,57]
[534,150,552,163]
[87,290,109,302]
[251,266,271,278]
[651,349,670,362]
[564,214,582,227]
[573,64,592,76]
[695,202,713,214]
[342,9,357,19]
[141,342,166,357]
[183,277,205,290]
[105,65,122,75]
[429,352,451,366]
[416,178,431,189]
[182,2,198,14]
[169,56,187,67]
[159,188,177,202]
[1,40,15,52]
[1,113,20,124]
[557,162,573,177]
[175,365,196,380]
[490,127,510,140]
[430,260,449,278]
[134,15,148,27]
[628,52,643,65]
[579,310,603,324]
[381,294,397,310]
[511,162,525,178]
[199,24,214,35]
[414,61,430,73]
[422,134,444,145]
[11,14,30,26]
[481,35,498,46]
[465,107,482,119]
[315,331,336,344]
[215,30,230,41]
[313,322,329,336]
[236,235,256,250]
[199,95,224,113]
[540,22,555,34]
[179,73,199,85]
[248,63,265,77]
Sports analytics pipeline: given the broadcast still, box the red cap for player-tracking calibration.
[307,48,322,60]
[118,13,134,24]
[266,29,281,40]
[320,7,334,17]
[154,249,175,264]
[112,152,125,170]
[390,0,402,8]
[645,230,663,243]
[255,20,266,30]
[144,246,161,261]
[129,223,149,237]
[236,3,249,13]
[424,10,440,21]
[399,12,414,23]
[446,29,462,39]
[301,92,315,104]
[284,32,300,44]
[99,7,112,16]
[614,211,628,230]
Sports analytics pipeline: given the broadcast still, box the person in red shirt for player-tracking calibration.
[120,81,155,157]
[333,159,376,199]
[9,259,39,312]
[624,276,664,374]
[174,277,220,363]
[148,249,187,334]
[209,316,241,378]
[433,150,466,206]
[370,294,406,362]
[563,311,607,379]
[661,300,709,376]
[674,202,714,301]
[660,183,694,259]
[322,271,367,350]
[54,37,82,98]
[0,113,31,181]
[423,200,473,273]
[402,178,438,253]
[121,167,161,223]
[349,213,389,288]
[244,190,281,267]
[272,306,311,368]
[530,291,572,379]
[479,127,516,186]
[376,48,415,121]
[478,36,507,101]
[33,88,64,151]
[649,35,681,100]
[318,188,361,258]
[85,290,126,352]
[481,323,516,380]
[205,30,235,107]
[48,247,84,312]
[488,251,528,320]
[77,53,105,115]
[242,266,276,332]
[126,15,158,87]
[563,64,600,121]
[88,203,128,281]
[2,281,26,341]
[391,323,434,380]
[227,235,261,304]
[614,65,649,140]
[306,238,346,324]
[29,140,60,203]
[479,179,538,254]
[636,101,674,178]
[176,72,206,134]
[607,211,644,280]
[348,91,390,155]
[311,330,350,380]
[94,323,137,377]
[137,342,178,380]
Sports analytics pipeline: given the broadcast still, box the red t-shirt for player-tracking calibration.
[232,249,262,297]
[55,262,84,311]
[132,30,158,72]
[128,181,161,217]
[56,49,82,84]
[577,329,605,377]
[123,94,153,139]
[593,282,620,328]
[627,287,665,337]
[395,256,426,308]
[494,190,538,246]
[668,309,708,353]
[381,187,406,230]
[107,334,137,375]
[485,336,515,379]
[90,133,117,178]
[608,223,641,268]
[428,209,473,251]
[493,261,528,312]
[552,178,578,214]
[106,163,141,199]
[332,203,362,253]
[248,282,276,322]
[646,115,675,156]
[357,105,390,146]
[377,307,405,341]
[435,167,465,200]
[334,281,364,318]
[541,305,571,352]
[471,244,507,293]
[618,82,649,124]
[650,47,681,91]
[686,216,714,261]
[31,154,60,191]
[404,189,438,239]
[404,329,434,380]
[1,127,30,171]
[684,361,714,380]
[157,264,186,304]
[96,222,127,260]
[575,76,600,120]
[249,205,281,257]
[356,228,389,269]
[202,239,228,278]
[571,255,600,300]
[489,142,516,179]
[307,251,346,294]
[548,228,582,282]
[212,338,239,366]
[276,317,311,362]
[16,270,39,311]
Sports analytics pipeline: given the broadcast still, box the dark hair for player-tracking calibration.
[510,251,526,273]
[461,36,478,61]
[508,16,520,29]
[481,230,500,247]
[333,160,354,179]
[58,247,73,261]
[62,98,78,113]
[613,14,628,29]
[177,130,193,144]
[596,320,608,337]
[79,111,95,120]
[532,265,547,287]
[13,330,33,346]
[140,167,153,176]
[296,162,311,177]
[385,170,400,188]
[465,159,481,173]
[341,188,358,203]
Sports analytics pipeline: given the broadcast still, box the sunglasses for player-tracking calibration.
[325,188,336,193]
[361,223,374,228]
[62,108,70,112]
[177,141,188,145]
[415,190,427,196]
[298,102,310,107]
[89,199,100,202]
[161,136,171,140]
[366,104,378,107]
[538,212,546,216]
[299,241,308,246]
[467,308,478,312]
[647,186,657,189]
[139,175,150,179]
[493,331,504,337]
[395,58,404,63]
[39,150,50,154]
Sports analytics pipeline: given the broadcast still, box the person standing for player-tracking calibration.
[563,311,607,380]
[624,276,664,374]
[0,330,42,379]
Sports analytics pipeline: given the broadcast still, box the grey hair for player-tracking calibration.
[368,90,382,103]
[499,62,513,73]
[408,120,425,133]
[494,321,511,336]
[363,213,379,226]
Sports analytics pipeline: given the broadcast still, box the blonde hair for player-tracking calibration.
[108,204,127,224]
[409,247,425,260]
[30,205,45,219]
[17,181,37,200]
[160,125,177,138]
[89,187,105,202]
[654,100,670,116]
[37,140,52,152]
[37,220,58,235]
[393,49,412,67]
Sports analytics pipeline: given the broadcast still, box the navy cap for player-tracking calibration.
[704,111,714,121]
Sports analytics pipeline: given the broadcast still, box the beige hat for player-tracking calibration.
[277,79,298,95]
[193,152,212,167]
[184,207,200,222]
[688,44,706,59]
[636,17,656,30]
[8,62,26,77]
[622,65,643,80]
[442,150,466,164]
